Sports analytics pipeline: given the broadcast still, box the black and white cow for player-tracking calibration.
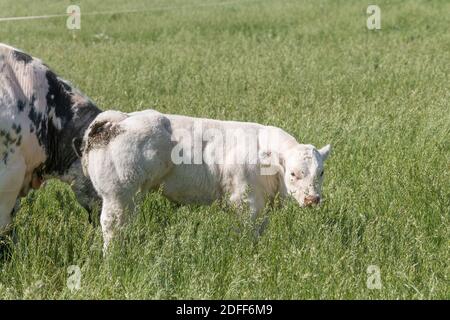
[0,43,101,233]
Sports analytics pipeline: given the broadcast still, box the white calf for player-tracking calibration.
[77,110,331,250]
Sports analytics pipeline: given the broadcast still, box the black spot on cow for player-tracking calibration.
[0,128,19,164]
[30,94,36,107]
[0,126,22,147]
[17,100,26,112]
[45,70,74,124]
[2,152,8,165]
[16,135,22,146]
[59,79,73,92]
[4,132,12,143]
[13,50,33,64]
[12,123,21,134]
[28,107,43,133]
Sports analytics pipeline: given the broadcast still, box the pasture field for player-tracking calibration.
[0,0,449,299]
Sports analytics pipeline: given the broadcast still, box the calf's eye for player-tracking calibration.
[320,170,324,177]
[290,172,296,177]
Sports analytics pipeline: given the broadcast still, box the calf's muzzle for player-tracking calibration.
[304,195,320,206]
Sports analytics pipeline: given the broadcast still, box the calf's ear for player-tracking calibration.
[318,144,331,161]
[72,138,83,158]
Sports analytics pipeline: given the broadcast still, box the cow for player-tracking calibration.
[76,109,331,250]
[0,43,101,236]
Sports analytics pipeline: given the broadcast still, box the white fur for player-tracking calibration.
[82,109,331,250]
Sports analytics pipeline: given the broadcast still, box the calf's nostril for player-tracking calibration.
[304,195,320,206]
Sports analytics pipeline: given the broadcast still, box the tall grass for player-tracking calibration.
[0,0,448,299]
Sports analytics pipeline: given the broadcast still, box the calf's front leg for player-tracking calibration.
[228,186,268,236]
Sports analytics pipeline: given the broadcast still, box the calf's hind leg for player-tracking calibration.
[100,193,134,253]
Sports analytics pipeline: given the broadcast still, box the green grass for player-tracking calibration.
[0,0,449,299]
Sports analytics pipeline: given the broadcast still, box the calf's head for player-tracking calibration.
[281,144,331,207]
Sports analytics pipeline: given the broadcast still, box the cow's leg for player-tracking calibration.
[0,153,26,234]
[228,184,268,235]
[246,192,270,237]
[100,193,133,253]
[228,186,264,218]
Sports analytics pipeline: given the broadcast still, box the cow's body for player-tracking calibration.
[0,43,101,232]
[80,109,331,250]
